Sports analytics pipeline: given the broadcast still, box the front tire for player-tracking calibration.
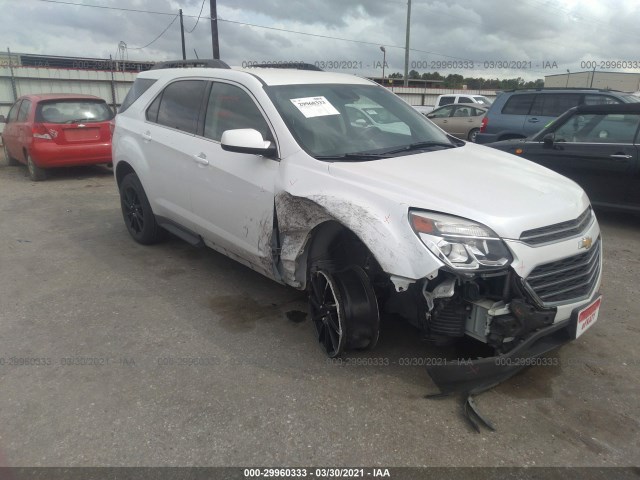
[27,154,47,181]
[119,173,164,245]
[309,265,380,358]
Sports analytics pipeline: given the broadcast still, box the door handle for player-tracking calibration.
[610,154,632,159]
[193,153,209,166]
[528,118,540,123]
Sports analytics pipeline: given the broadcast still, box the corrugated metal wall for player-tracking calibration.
[0,66,137,136]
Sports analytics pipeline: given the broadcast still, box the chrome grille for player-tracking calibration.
[520,207,593,246]
[524,236,601,306]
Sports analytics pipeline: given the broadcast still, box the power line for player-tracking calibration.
[186,0,207,33]
[32,0,551,75]
[128,15,179,50]
[36,0,178,16]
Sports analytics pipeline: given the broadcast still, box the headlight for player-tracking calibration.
[409,210,512,270]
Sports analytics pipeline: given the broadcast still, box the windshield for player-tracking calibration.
[36,100,114,124]
[623,95,640,103]
[473,96,492,105]
[267,83,453,158]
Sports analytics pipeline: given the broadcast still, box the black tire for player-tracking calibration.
[3,144,19,166]
[468,128,479,142]
[309,265,380,358]
[26,153,47,181]
[119,173,164,245]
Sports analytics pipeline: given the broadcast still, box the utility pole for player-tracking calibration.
[179,9,186,60]
[403,0,411,87]
[210,0,220,59]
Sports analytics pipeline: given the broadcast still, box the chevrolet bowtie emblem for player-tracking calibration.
[578,236,593,250]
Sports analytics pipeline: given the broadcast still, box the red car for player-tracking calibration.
[1,94,114,181]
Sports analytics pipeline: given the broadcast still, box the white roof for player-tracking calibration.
[233,68,375,86]
[138,66,376,87]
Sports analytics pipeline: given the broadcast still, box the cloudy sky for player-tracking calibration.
[1,0,638,81]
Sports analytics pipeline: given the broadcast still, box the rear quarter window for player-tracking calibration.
[119,78,157,113]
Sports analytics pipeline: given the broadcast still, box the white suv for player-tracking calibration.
[113,60,602,394]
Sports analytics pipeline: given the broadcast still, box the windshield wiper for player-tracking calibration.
[65,117,96,124]
[382,141,456,155]
[314,152,391,161]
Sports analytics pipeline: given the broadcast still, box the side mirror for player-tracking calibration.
[0,115,6,123]
[543,132,555,146]
[220,129,277,157]
[426,114,435,119]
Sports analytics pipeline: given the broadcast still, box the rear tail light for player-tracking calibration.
[480,116,488,133]
[109,119,115,138]
[32,123,52,140]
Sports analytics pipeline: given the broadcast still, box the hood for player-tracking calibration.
[327,143,589,240]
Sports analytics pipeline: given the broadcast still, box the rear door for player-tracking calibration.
[2,100,22,159]
[524,93,581,137]
[142,79,208,229]
[15,99,32,159]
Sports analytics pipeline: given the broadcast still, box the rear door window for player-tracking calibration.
[6,101,21,123]
[530,93,581,116]
[502,94,535,115]
[438,96,455,106]
[458,97,473,103]
[155,80,207,134]
[17,100,31,121]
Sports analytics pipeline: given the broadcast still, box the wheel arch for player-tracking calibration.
[294,220,383,287]
[115,160,136,187]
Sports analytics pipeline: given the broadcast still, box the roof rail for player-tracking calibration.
[247,62,323,71]
[501,87,621,93]
[150,59,230,70]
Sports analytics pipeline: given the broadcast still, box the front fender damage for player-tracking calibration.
[274,191,404,289]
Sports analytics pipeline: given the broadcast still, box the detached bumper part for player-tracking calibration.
[426,318,573,396]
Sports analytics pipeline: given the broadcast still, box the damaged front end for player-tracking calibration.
[384,209,602,397]
[386,268,576,396]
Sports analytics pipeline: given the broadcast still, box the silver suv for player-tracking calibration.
[113,61,603,394]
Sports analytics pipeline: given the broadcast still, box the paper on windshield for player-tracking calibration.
[290,96,340,118]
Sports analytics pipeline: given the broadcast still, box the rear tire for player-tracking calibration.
[2,144,19,166]
[119,173,164,245]
[468,128,479,142]
[26,154,47,181]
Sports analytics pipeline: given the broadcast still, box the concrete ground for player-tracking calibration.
[0,155,638,467]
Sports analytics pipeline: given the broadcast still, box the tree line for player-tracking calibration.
[387,71,544,90]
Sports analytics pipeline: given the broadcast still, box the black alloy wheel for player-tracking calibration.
[309,265,380,357]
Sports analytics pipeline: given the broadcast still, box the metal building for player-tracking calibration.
[545,71,640,92]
